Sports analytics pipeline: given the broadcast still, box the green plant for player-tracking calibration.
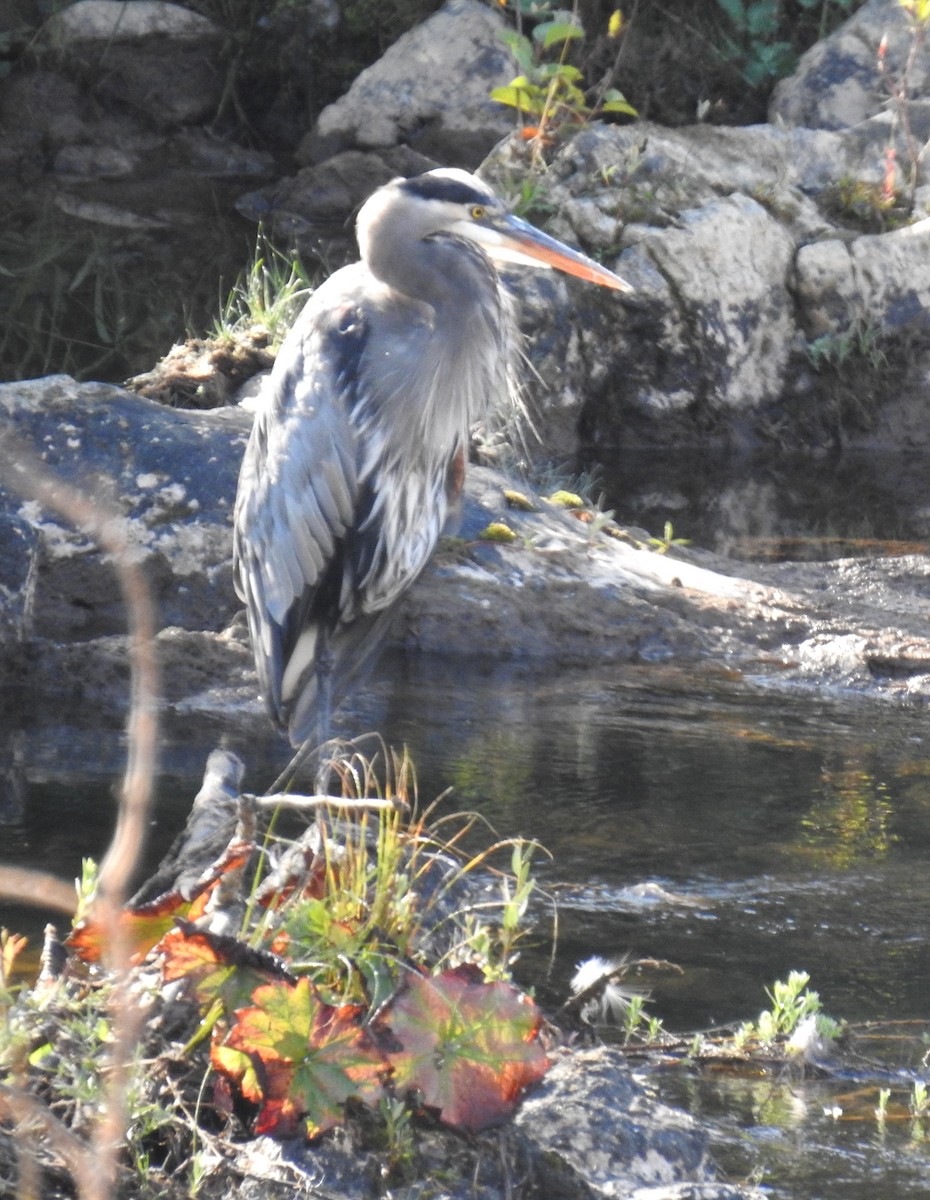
[648,520,691,554]
[747,970,840,1044]
[213,229,312,349]
[714,0,797,85]
[910,1078,930,1118]
[621,993,647,1043]
[494,842,538,980]
[0,745,550,1194]
[714,0,859,88]
[806,323,888,373]
[822,175,909,232]
[377,1093,417,1179]
[2,968,179,1196]
[491,10,636,151]
[59,746,548,1145]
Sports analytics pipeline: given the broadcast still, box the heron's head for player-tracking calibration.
[357,168,633,293]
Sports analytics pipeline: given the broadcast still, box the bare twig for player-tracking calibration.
[0,427,161,1200]
[250,792,406,812]
[0,1083,100,1197]
[0,867,77,915]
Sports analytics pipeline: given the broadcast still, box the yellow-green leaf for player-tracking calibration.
[478,522,518,543]
[535,18,585,49]
[544,490,584,509]
[503,489,536,512]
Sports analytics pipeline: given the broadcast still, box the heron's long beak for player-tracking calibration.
[461,213,633,293]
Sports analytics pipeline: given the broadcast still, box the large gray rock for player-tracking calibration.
[41,0,225,127]
[43,0,217,42]
[515,1047,756,1199]
[620,193,795,414]
[303,0,516,169]
[795,216,930,337]
[5,379,930,726]
[0,376,250,644]
[487,127,796,449]
[770,0,930,130]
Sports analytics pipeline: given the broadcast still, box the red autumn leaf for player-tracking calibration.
[67,840,255,965]
[212,1042,264,1105]
[68,891,195,964]
[160,919,294,1011]
[212,976,386,1138]
[379,965,549,1132]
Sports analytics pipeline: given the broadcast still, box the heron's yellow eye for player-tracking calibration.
[470,204,486,220]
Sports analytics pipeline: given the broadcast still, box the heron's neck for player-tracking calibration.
[367,236,478,316]
[356,195,515,437]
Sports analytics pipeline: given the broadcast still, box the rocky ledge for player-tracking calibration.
[1,376,928,738]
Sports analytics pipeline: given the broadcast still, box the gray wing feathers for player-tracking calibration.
[233,291,364,724]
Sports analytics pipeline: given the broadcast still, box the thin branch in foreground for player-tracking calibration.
[0,426,162,1200]
[249,792,407,812]
[0,867,77,915]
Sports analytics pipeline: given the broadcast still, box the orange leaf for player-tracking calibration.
[67,840,255,965]
[214,977,387,1138]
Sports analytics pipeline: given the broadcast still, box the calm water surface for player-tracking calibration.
[2,657,930,1198]
[600,448,930,560]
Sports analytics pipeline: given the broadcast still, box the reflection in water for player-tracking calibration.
[0,729,27,828]
[596,448,930,561]
[800,766,897,868]
[2,660,930,1196]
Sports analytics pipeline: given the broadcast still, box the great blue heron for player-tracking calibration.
[233,167,632,748]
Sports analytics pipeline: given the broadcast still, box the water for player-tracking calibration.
[3,657,930,1196]
[598,448,930,561]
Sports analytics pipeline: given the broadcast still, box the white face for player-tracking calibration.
[449,217,554,270]
[357,170,632,293]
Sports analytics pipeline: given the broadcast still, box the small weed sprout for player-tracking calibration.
[747,970,841,1046]
[806,323,888,373]
[645,1014,665,1043]
[621,992,646,1042]
[495,842,537,978]
[910,1078,930,1119]
[731,1022,751,1053]
[377,1093,417,1179]
[649,520,691,554]
[876,1086,891,1121]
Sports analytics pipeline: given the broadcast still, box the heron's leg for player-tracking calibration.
[267,738,317,795]
[313,631,336,794]
[316,630,334,748]
[266,632,338,796]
